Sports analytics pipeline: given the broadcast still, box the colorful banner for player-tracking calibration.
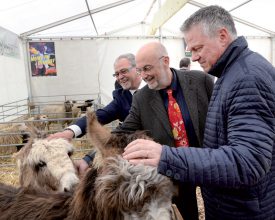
[29,42,57,76]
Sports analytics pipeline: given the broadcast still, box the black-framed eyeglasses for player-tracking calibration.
[113,66,134,78]
[136,56,165,75]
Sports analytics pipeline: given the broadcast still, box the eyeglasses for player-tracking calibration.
[113,66,134,78]
[136,56,165,75]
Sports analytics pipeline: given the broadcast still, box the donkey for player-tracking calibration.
[0,112,180,220]
[0,135,78,219]
[14,130,79,192]
[67,112,177,220]
[0,183,72,220]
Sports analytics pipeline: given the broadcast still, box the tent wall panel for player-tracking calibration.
[247,37,272,62]
[24,36,275,107]
[0,29,28,106]
[28,40,100,103]
[27,38,184,105]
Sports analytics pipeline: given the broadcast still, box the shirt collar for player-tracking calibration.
[129,80,146,95]
[167,69,178,91]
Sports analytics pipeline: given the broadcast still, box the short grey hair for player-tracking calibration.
[114,53,136,67]
[180,5,237,39]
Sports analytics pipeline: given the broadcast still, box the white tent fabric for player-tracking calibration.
[0,0,274,37]
[0,0,274,108]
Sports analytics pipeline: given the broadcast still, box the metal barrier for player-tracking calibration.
[0,94,104,172]
[0,98,29,122]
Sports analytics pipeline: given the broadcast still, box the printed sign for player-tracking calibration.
[29,42,57,76]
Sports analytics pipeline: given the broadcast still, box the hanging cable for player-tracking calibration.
[85,0,99,35]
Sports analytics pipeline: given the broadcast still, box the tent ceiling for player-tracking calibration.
[0,0,274,38]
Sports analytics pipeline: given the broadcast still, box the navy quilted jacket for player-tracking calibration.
[158,37,275,220]
[75,88,132,135]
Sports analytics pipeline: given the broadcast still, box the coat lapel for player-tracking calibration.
[149,91,174,138]
[148,71,200,144]
[177,72,200,144]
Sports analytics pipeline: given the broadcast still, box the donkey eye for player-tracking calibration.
[38,161,46,167]
[35,161,46,171]
[68,151,73,157]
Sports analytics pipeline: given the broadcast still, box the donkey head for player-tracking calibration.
[14,134,79,193]
[86,112,152,167]
[71,112,175,220]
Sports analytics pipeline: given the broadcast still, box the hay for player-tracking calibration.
[0,135,206,219]
[0,153,19,186]
[0,167,19,186]
[197,187,205,220]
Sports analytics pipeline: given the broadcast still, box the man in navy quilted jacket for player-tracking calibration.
[123,5,275,220]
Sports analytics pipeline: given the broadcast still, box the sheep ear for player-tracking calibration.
[86,111,111,150]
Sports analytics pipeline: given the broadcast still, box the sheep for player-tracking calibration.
[0,122,28,153]
[71,105,81,118]
[0,112,182,220]
[41,100,74,130]
[13,129,79,192]
[26,114,48,131]
[71,99,94,118]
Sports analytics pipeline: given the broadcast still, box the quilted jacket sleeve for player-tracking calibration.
[158,72,275,188]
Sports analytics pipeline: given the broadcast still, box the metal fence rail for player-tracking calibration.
[0,94,109,172]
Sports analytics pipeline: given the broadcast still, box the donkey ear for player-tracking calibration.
[86,111,111,150]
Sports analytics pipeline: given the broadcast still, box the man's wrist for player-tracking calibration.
[83,150,97,165]
[67,125,82,137]
[64,128,75,138]
[83,155,93,165]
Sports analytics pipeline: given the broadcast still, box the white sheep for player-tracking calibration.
[27,114,48,131]
[41,101,74,130]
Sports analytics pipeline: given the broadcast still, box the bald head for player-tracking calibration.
[136,42,168,63]
[135,42,172,90]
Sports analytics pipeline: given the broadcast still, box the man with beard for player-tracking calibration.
[48,53,145,174]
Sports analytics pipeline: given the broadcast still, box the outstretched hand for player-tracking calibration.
[122,139,162,166]
[47,130,74,141]
[74,159,89,178]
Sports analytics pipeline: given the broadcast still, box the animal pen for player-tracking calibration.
[0,1,274,219]
[0,94,117,185]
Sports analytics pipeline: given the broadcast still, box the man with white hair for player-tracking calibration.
[49,53,145,173]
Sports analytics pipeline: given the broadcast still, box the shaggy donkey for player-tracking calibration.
[0,183,71,220]
[68,112,178,220]
[0,112,180,220]
[14,131,79,192]
[0,134,78,219]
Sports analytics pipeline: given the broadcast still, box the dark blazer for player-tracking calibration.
[120,68,213,147]
[118,68,213,220]
[75,88,132,136]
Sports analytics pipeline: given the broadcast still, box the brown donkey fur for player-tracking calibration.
[0,183,72,220]
[68,112,176,220]
[0,112,178,220]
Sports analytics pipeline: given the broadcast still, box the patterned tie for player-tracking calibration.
[167,89,189,147]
